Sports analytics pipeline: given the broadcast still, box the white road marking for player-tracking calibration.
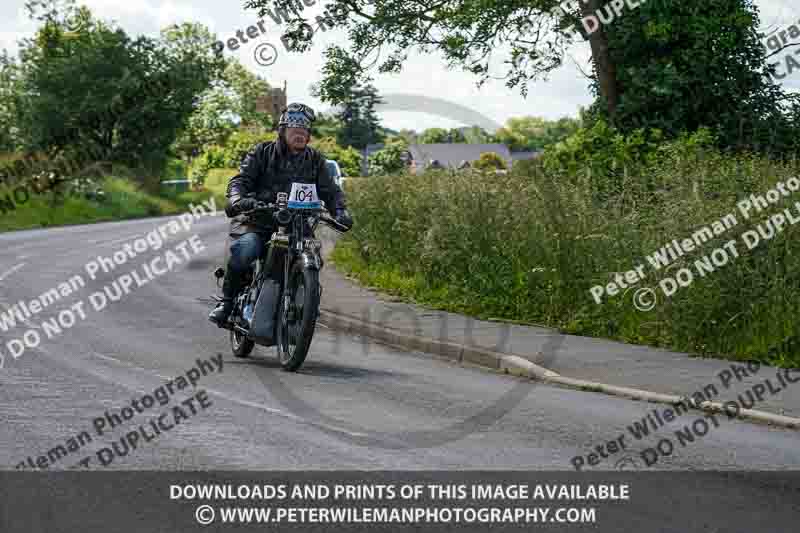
[88,234,142,247]
[0,262,26,282]
[91,351,136,366]
[195,384,370,438]
[88,351,368,438]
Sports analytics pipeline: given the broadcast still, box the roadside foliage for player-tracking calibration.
[335,127,800,368]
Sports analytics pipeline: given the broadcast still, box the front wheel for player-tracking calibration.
[277,262,320,371]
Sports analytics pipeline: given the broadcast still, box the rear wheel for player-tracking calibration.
[230,327,255,358]
[229,269,257,358]
[277,262,320,371]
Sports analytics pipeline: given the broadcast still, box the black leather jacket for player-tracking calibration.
[225,137,347,236]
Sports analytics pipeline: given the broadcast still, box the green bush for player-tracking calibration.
[368,139,409,176]
[191,131,363,183]
[190,130,275,185]
[540,120,666,198]
[221,130,274,167]
[164,158,189,181]
[511,157,543,176]
[189,146,227,185]
[312,136,362,177]
[473,152,507,171]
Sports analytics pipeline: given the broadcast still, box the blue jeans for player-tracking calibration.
[228,232,265,275]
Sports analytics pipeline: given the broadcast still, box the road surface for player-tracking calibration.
[0,214,797,473]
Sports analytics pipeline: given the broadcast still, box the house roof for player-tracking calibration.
[511,150,543,161]
[407,143,513,169]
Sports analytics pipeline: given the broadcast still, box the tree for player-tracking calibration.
[247,0,800,156]
[333,83,385,150]
[419,128,449,144]
[591,0,799,153]
[246,1,615,116]
[548,117,583,145]
[171,85,237,161]
[15,1,225,178]
[311,111,344,139]
[447,128,466,143]
[0,51,21,153]
[462,126,493,144]
[494,116,581,151]
[397,129,419,145]
[223,60,272,129]
[418,127,467,144]
[172,58,272,160]
[579,0,618,118]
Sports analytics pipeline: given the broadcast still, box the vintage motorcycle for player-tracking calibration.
[211,184,349,371]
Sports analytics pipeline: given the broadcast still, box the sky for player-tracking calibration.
[1,0,798,132]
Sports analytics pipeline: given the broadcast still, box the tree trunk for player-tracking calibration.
[580,0,619,120]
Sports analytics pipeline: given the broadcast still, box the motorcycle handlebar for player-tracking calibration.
[240,203,348,232]
[239,202,276,216]
[323,216,350,233]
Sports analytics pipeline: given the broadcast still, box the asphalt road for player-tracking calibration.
[0,213,798,473]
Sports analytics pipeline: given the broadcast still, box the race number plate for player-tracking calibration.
[288,182,321,209]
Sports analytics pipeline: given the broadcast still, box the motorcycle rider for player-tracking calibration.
[209,103,353,327]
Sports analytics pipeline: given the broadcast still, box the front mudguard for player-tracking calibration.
[251,280,280,346]
[295,252,324,318]
[299,250,323,271]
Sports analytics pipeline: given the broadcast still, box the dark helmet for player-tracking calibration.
[278,102,316,132]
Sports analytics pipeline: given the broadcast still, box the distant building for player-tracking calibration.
[510,150,544,163]
[406,143,513,173]
[255,81,288,127]
[360,143,543,175]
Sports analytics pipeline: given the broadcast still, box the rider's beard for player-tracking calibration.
[286,131,309,153]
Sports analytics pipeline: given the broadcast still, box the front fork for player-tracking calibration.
[282,246,292,321]
[282,250,322,323]
[279,218,324,324]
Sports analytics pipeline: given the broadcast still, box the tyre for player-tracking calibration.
[230,327,255,358]
[229,268,257,358]
[277,262,320,371]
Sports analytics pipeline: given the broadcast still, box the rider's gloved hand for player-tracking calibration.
[225,197,259,218]
[335,208,353,231]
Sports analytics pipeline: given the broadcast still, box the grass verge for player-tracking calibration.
[0,177,221,232]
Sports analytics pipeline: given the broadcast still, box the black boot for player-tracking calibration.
[209,269,240,327]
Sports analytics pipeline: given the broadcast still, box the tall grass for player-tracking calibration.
[333,141,800,367]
